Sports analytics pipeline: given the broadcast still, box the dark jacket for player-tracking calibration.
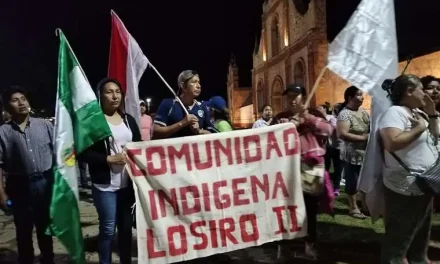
[79,113,142,185]
[79,78,142,185]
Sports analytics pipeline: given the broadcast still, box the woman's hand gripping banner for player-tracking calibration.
[125,123,307,263]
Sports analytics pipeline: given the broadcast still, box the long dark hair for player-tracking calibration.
[96,78,125,112]
[382,74,421,105]
[340,86,360,110]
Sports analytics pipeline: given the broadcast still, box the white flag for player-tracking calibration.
[327,0,398,220]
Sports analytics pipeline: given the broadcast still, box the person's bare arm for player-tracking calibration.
[153,122,185,139]
[380,116,426,152]
[423,95,439,140]
[336,120,368,142]
[154,114,198,139]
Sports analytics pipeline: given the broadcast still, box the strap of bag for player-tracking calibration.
[389,152,411,173]
[388,110,428,174]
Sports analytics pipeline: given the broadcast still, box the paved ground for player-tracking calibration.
[1,187,440,263]
[0,188,311,264]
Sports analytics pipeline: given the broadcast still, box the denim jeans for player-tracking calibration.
[92,186,133,264]
[78,160,88,187]
[6,171,54,264]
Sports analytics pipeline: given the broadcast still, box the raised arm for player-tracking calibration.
[303,113,333,137]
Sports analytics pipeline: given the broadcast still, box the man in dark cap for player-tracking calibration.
[271,83,334,260]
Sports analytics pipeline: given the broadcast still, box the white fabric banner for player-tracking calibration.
[125,123,307,263]
[327,0,398,221]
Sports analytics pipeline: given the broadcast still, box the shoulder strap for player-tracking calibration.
[389,152,411,173]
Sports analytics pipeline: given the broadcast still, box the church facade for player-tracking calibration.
[228,0,440,128]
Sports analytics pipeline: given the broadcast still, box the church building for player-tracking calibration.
[228,0,440,128]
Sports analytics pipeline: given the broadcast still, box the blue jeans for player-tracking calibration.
[78,160,88,187]
[92,186,133,264]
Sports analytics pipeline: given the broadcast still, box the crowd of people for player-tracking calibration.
[0,70,439,264]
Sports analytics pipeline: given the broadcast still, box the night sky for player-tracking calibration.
[1,0,440,115]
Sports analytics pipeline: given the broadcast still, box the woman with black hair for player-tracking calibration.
[420,75,440,107]
[336,86,369,219]
[207,96,233,132]
[379,74,437,264]
[80,78,141,264]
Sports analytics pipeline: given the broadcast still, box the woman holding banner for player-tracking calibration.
[271,83,334,260]
[153,70,217,138]
[80,78,142,264]
[380,75,437,264]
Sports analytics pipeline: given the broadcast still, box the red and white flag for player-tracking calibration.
[108,10,149,123]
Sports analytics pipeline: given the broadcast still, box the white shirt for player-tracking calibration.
[379,106,438,196]
[252,118,271,129]
[94,121,133,192]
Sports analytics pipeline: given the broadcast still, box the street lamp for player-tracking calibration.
[146,98,151,113]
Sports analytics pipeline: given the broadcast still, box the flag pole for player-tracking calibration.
[148,63,190,115]
[55,29,91,85]
[401,55,413,75]
[304,66,327,108]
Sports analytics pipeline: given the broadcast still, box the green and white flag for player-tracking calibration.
[49,30,112,263]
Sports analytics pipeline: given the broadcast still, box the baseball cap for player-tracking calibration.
[139,100,146,105]
[207,96,227,112]
[282,83,307,96]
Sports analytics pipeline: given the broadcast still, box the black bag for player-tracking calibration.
[390,152,440,196]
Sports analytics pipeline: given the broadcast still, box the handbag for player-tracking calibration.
[301,162,325,196]
[389,152,440,196]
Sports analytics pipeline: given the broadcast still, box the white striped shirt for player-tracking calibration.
[252,118,271,129]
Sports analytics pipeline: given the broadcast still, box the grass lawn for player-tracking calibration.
[311,191,440,263]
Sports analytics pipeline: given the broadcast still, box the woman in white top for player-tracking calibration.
[252,104,273,128]
[379,74,438,264]
[80,78,141,264]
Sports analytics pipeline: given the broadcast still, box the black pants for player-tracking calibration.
[324,146,342,190]
[303,193,319,243]
[6,172,54,264]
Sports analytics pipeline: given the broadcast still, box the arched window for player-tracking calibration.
[286,60,306,108]
[257,80,264,111]
[271,77,284,114]
[294,60,305,85]
[270,16,280,57]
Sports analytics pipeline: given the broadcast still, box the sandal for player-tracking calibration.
[349,210,367,219]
